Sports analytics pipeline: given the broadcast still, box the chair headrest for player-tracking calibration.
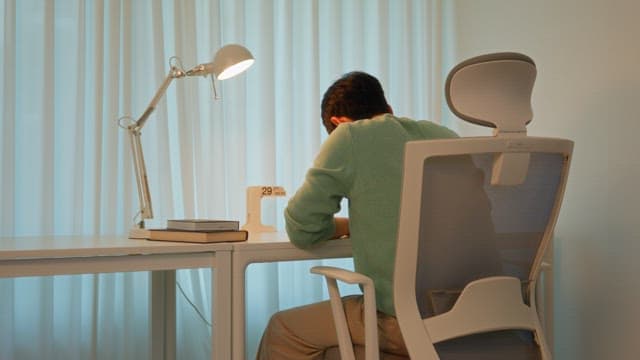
[445,52,536,136]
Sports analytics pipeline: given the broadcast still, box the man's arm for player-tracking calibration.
[285,125,354,248]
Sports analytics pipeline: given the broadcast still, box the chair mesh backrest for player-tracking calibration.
[415,151,565,317]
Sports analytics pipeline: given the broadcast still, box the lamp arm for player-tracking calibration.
[126,66,185,228]
[128,128,153,227]
[134,66,185,131]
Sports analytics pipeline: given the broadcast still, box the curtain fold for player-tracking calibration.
[0,1,445,359]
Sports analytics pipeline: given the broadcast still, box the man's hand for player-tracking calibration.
[332,217,350,239]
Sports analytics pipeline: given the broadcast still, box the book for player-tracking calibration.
[140,229,248,243]
[166,219,240,232]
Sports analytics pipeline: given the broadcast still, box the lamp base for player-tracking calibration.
[129,227,151,239]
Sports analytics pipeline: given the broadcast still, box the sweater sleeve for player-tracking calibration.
[285,125,354,249]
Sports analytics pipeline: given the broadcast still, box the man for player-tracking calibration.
[256,71,457,359]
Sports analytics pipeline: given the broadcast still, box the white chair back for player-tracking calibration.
[394,52,573,359]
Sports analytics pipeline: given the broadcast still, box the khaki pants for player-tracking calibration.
[255,295,408,360]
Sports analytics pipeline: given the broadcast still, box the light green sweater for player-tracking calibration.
[285,114,457,316]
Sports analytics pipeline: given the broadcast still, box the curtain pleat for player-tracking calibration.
[0,0,16,236]
[1,1,444,359]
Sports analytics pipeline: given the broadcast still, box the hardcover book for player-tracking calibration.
[141,229,248,243]
[166,219,240,232]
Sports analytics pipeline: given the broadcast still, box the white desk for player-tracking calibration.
[231,231,352,360]
[0,236,233,360]
[0,233,352,360]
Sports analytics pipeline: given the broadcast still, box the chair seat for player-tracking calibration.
[435,330,541,360]
[324,331,541,360]
[324,346,409,360]
[323,330,540,360]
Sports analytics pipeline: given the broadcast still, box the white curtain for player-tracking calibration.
[0,0,446,359]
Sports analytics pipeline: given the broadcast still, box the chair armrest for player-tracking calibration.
[310,266,380,360]
[537,260,553,345]
[310,265,374,286]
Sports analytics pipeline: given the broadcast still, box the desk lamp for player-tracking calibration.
[119,44,254,236]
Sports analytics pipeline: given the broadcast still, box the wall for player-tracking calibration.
[441,1,640,358]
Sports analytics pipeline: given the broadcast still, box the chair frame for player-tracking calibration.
[394,136,572,359]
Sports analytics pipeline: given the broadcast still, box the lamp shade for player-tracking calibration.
[211,44,255,80]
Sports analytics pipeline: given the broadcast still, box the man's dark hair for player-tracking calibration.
[321,71,391,134]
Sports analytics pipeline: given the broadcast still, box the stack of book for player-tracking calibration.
[130,219,248,243]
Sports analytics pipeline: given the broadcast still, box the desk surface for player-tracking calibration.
[243,231,349,248]
[0,235,233,260]
[0,231,347,258]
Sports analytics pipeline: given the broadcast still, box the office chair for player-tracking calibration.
[311,52,573,359]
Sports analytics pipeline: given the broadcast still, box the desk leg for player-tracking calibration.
[214,251,232,360]
[151,270,176,360]
[232,256,249,360]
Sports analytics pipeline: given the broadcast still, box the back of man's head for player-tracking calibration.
[321,71,391,134]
